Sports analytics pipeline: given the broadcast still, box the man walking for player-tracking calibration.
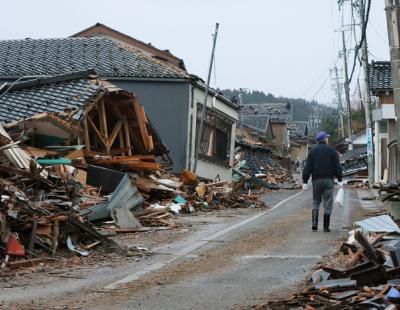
[302,131,342,232]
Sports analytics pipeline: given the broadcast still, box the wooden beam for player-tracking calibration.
[140,105,148,124]
[132,98,152,152]
[82,115,91,152]
[94,155,156,164]
[126,161,161,170]
[118,129,125,156]
[87,115,108,148]
[98,100,108,139]
[123,117,132,156]
[8,257,55,270]
[107,120,122,148]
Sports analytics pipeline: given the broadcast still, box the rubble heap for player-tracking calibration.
[265,212,400,309]
[234,141,299,190]
[0,72,271,271]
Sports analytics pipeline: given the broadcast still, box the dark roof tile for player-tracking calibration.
[0,37,188,79]
[0,71,102,124]
[368,61,392,91]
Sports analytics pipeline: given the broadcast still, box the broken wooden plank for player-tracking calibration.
[355,230,380,263]
[8,257,55,270]
[126,161,161,170]
[114,226,173,233]
[94,155,155,165]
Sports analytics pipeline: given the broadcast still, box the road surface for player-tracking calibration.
[3,188,366,309]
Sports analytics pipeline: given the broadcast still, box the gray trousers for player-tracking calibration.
[312,178,334,215]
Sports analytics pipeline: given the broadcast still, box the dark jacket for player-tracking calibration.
[302,142,342,183]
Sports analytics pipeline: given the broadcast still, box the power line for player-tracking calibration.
[310,74,330,101]
[369,20,388,44]
[348,0,372,83]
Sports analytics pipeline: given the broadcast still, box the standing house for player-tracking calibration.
[288,122,309,164]
[0,36,238,180]
[368,61,394,182]
[72,23,186,71]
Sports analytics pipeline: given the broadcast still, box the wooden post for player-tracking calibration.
[82,115,91,152]
[132,98,151,152]
[108,121,123,147]
[118,129,125,156]
[87,115,108,148]
[98,100,108,140]
[123,117,132,156]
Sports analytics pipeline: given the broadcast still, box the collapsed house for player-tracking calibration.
[234,141,298,190]
[0,70,169,166]
[340,147,368,179]
[0,35,238,181]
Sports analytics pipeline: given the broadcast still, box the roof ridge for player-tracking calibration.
[71,23,184,63]
[0,70,98,94]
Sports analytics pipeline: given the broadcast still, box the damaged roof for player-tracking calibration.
[0,70,102,123]
[0,37,189,79]
[368,61,392,92]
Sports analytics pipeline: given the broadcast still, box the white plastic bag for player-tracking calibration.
[335,187,344,207]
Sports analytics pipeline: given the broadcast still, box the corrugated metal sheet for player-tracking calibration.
[354,215,400,233]
[81,174,144,221]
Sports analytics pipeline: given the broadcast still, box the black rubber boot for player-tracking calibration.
[312,210,318,231]
[323,214,331,232]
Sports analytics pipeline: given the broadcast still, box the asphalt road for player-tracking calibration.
[3,188,366,309]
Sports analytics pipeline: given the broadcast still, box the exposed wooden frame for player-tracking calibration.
[82,115,91,152]
[98,99,108,139]
[123,117,132,156]
[133,97,152,152]
[86,115,108,148]
[108,120,122,148]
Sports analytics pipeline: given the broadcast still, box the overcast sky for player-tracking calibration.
[0,0,390,105]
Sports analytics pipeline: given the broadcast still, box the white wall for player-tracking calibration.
[186,85,238,181]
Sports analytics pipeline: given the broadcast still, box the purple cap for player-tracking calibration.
[316,131,329,142]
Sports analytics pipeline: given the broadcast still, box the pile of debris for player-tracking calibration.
[266,215,400,309]
[0,73,269,270]
[0,145,121,270]
[340,146,368,179]
[234,141,299,190]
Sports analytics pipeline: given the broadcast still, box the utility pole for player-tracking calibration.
[385,0,400,165]
[332,66,345,138]
[341,28,354,150]
[239,89,244,139]
[360,0,374,185]
[193,23,219,173]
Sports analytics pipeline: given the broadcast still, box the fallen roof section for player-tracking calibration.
[0,70,102,124]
